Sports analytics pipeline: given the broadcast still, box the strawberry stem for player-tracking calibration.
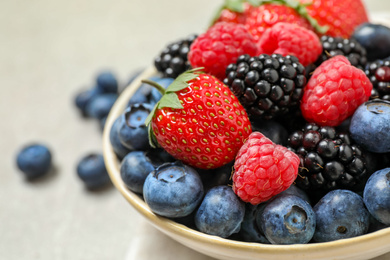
[141,79,166,95]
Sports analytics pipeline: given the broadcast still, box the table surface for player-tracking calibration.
[2,0,390,259]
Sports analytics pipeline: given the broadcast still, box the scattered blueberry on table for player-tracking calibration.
[16,143,52,179]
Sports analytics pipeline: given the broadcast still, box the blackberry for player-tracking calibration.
[287,123,369,197]
[224,54,306,120]
[154,34,197,78]
[316,36,367,70]
[364,57,390,100]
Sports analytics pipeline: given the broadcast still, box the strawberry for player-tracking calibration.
[144,68,252,169]
[299,0,369,38]
[211,0,328,47]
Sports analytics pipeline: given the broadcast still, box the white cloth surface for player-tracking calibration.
[1,0,390,259]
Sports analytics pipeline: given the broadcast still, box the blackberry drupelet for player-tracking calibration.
[287,123,369,197]
[154,35,197,78]
[365,57,390,100]
[224,54,306,120]
[316,36,367,70]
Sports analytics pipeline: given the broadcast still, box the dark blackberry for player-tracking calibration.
[364,57,390,100]
[154,34,197,78]
[316,36,367,70]
[287,123,370,197]
[224,54,306,120]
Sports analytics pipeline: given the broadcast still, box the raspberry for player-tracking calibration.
[232,132,300,205]
[188,22,258,80]
[300,55,372,126]
[258,23,322,67]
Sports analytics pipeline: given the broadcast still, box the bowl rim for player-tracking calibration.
[102,66,390,254]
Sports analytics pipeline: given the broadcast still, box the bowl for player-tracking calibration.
[102,65,390,260]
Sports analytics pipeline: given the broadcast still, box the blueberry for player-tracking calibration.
[349,100,390,153]
[16,143,52,179]
[260,194,315,244]
[85,93,118,119]
[251,120,289,145]
[109,116,131,159]
[368,215,389,233]
[127,76,166,106]
[76,153,111,189]
[313,189,370,242]
[279,184,310,204]
[198,162,233,192]
[149,78,175,104]
[239,203,270,243]
[74,87,103,115]
[195,186,244,238]
[143,161,203,218]
[96,71,118,93]
[352,23,390,61]
[120,151,161,194]
[363,168,390,225]
[118,103,153,151]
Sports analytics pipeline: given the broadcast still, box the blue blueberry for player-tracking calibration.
[349,100,390,153]
[313,189,370,242]
[76,153,111,189]
[118,103,153,151]
[149,78,175,104]
[85,93,118,119]
[352,23,390,61]
[363,168,390,225]
[251,120,289,146]
[279,185,310,204]
[198,162,233,192]
[143,161,204,218]
[16,143,52,179]
[195,185,245,238]
[120,151,161,194]
[74,87,103,115]
[127,76,163,106]
[96,71,118,93]
[260,194,316,244]
[109,116,131,159]
[239,203,270,243]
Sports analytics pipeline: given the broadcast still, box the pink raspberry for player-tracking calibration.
[300,55,373,126]
[188,22,258,80]
[232,132,300,205]
[258,22,322,66]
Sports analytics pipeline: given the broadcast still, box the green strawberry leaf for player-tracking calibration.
[166,67,203,93]
[148,124,159,149]
[158,92,184,110]
[144,103,158,127]
[225,0,246,12]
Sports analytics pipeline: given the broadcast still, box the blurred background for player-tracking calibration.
[1,0,390,259]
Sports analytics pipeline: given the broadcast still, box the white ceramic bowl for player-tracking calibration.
[103,65,390,260]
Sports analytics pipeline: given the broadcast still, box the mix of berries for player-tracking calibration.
[107,0,390,246]
[16,0,390,248]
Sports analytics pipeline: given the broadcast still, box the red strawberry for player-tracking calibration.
[244,3,314,45]
[233,131,300,205]
[300,55,372,126]
[299,0,369,38]
[211,0,328,46]
[144,69,252,169]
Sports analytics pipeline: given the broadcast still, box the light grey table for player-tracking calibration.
[1,0,390,259]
